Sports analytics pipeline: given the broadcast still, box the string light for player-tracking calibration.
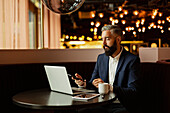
[136,20,140,27]
[90,28,93,32]
[133,31,136,35]
[87,37,92,41]
[94,27,97,32]
[78,37,84,41]
[60,38,64,41]
[81,35,85,39]
[98,13,104,18]
[166,16,170,21]
[136,20,140,24]
[136,24,139,28]
[141,18,145,25]
[73,36,77,40]
[131,27,134,30]
[115,19,119,24]
[66,35,69,39]
[112,20,115,25]
[98,36,102,39]
[123,10,128,15]
[88,7,168,42]
[92,13,95,18]
[142,27,145,32]
[118,6,122,11]
[158,20,161,24]
[114,14,118,18]
[133,10,139,15]
[91,21,94,26]
[109,17,113,21]
[148,26,151,29]
[153,25,156,28]
[122,20,126,24]
[141,18,145,22]
[153,9,158,16]
[151,43,157,48]
[150,22,155,27]
[70,36,73,40]
[94,35,98,39]
[125,27,129,31]
[160,26,163,29]
[141,22,144,25]
[162,20,165,24]
[129,27,132,31]
[157,25,160,28]
[61,0,64,3]
[95,22,101,27]
[159,12,162,17]
[120,13,124,18]
[152,15,155,19]
[161,30,164,33]
[91,11,95,18]
[122,31,125,35]
[132,45,136,51]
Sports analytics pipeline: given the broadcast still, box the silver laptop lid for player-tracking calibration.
[44,65,73,95]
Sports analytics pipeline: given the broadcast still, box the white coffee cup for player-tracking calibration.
[98,83,109,94]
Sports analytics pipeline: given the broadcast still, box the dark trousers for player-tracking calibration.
[78,103,129,113]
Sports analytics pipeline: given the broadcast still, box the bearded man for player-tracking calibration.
[73,25,142,113]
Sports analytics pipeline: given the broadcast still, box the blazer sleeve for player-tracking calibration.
[86,55,100,90]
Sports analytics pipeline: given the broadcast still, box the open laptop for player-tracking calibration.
[44,65,95,95]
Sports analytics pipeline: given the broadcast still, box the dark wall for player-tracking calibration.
[0,62,170,113]
[140,63,170,113]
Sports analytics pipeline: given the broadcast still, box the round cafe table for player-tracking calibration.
[12,88,116,111]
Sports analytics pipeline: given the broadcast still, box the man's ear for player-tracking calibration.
[117,36,121,44]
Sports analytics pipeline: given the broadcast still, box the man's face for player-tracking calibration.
[102,30,117,56]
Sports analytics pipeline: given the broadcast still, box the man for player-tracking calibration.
[73,25,142,113]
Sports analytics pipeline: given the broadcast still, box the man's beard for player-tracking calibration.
[103,41,117,56]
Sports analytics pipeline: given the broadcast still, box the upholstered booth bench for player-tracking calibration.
[0,62,170,113]
[0,62,96,113]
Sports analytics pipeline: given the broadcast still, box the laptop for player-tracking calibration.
[44,65,95,95]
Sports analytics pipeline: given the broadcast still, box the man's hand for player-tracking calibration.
[92,78,104,88]
[72,73,85,87]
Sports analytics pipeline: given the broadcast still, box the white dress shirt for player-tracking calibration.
[109,47,123,91]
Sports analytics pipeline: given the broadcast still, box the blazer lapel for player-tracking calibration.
[113,49,125,86]
[103,55,109,83]
[115,49,125,75]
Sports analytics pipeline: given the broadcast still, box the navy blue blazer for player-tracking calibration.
[87,48,141,112]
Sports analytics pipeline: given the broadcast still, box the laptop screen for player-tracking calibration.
[44,65,73,95]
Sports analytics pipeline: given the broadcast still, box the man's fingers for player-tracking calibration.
[97,78,104,82]
[75,80,84,86]
[75,73,83,79]
[72,77,75,80]
[92,80,99,88]
[93,78,103,84]
[92,78,104,88]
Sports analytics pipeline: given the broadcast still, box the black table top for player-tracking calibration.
[12,88,116,110]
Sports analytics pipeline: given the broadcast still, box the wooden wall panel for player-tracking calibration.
[0,0,3,49]
[19,0,29,49]
[4,0,12,49]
